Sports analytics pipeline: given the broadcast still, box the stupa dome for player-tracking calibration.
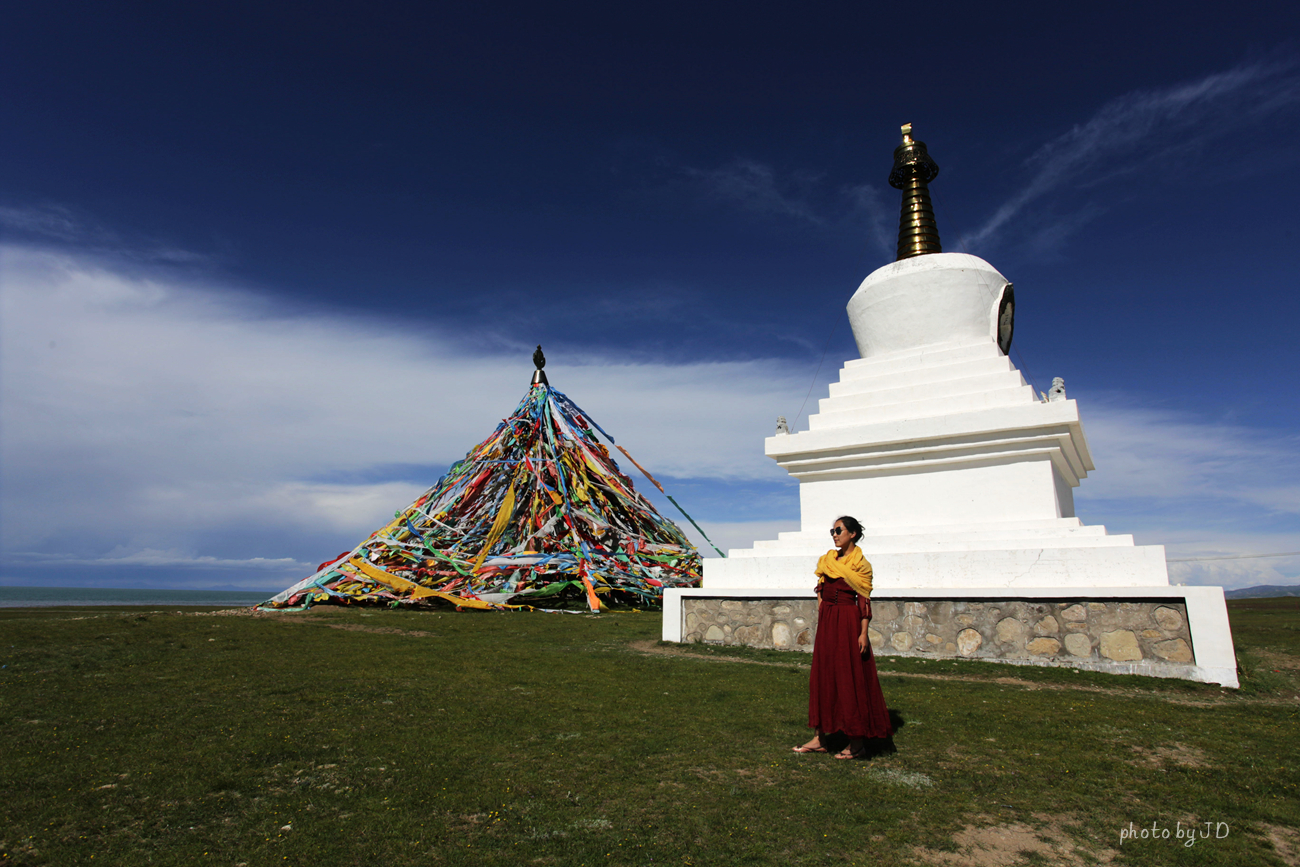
[846,252,1011,359]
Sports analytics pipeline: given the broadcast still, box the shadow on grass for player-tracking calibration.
[817,709,906,759]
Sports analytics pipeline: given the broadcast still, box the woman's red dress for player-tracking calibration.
[808,576,892,739]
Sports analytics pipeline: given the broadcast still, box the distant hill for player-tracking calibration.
[1225,585,1300,599]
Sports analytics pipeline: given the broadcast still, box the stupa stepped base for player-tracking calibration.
[811,340,1036,428]
[736,517,1143,558]
[708,530,1170,589]
[756,516,1103,545]
[662,585,1237,687]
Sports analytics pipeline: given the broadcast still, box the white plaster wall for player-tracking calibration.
[847,253,1009,358]
[704,546,1170,590]
[1052,464,1076,518]
[747,517,1106,551]
[744,530,1135,556]
[798,457,1065,532]
[768,401,1095,485]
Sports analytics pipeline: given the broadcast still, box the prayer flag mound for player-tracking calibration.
[262,379,703,611]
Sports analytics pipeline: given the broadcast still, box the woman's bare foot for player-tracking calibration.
[792,737,826,753]
[834,738,867,760]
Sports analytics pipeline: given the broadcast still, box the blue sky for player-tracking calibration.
[2,2,1299,592]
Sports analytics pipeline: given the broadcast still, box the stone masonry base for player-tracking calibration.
[680,596,1199,680]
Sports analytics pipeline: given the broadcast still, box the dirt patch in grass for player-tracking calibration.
[1253,648,1300,672]
[863,766,934,789]
[313,623,436,638]
[190,608,438,637]
[1128,742,1209,769]
[911,814,1117,866]
[1264,823,1300,867]
[628,639,808,667]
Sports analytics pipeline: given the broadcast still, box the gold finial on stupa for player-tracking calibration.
[888,123,942,260]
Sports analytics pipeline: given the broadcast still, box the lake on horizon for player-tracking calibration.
[0,586,275,608]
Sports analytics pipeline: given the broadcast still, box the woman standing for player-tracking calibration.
[793,515,892,759]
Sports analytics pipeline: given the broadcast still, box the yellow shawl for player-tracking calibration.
[815,544,873,599]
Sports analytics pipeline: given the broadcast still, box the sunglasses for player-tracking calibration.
[830,527,848,536]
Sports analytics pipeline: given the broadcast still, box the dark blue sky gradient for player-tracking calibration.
[6,4,1297,375]
[3,2,1299,589]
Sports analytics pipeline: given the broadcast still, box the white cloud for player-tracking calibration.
[3,243,1296,592]
[1077,400,1300,588]
[1078,401,1300,511]
[678,519,800,559]
[1167,550,1300,591]
[12,549,310,570]
[0,243,806,576]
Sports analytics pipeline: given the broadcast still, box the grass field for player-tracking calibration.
[1,599,1296,866]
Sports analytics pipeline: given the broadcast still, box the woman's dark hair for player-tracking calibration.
[836,515,863,542]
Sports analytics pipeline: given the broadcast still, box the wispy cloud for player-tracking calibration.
[841,182,895,259]
[0,204,97,242]
[683,159,894,257]
[686,159,828,224]
[964,57,1300,251]
[0,204,215,266]
[676,58,1300,261]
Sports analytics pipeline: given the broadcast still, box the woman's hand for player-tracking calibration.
[858,631,869,654]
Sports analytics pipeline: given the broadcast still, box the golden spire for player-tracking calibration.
[888,123,942,260]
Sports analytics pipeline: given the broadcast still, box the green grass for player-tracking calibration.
[0,599,1296,866]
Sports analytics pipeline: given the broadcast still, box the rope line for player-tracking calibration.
[1167,551,1300,563]
[792,321,839,429]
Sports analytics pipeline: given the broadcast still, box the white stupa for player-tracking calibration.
[664,126,1237,687]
